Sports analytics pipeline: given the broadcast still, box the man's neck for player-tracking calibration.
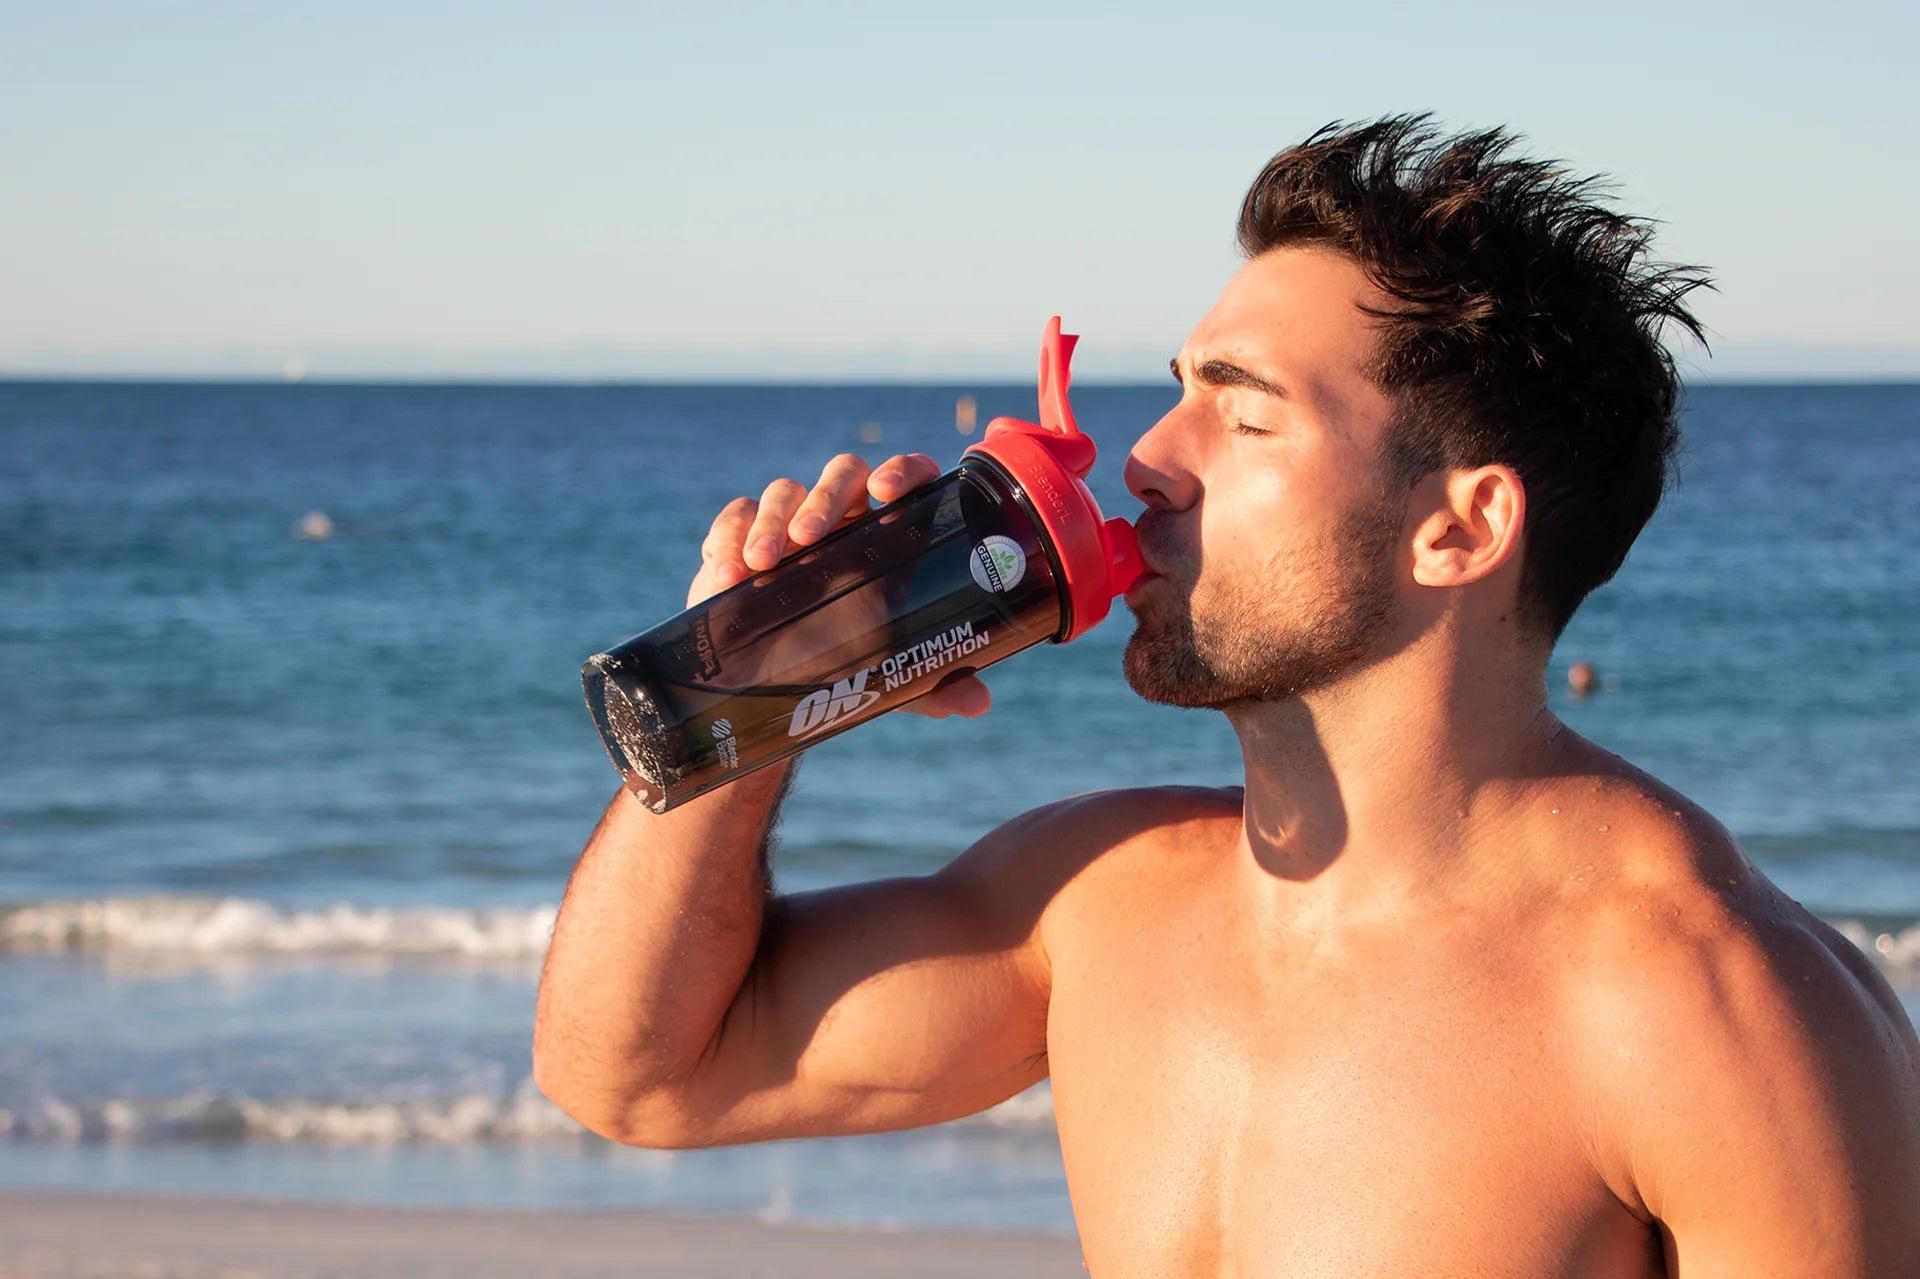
[1223,625,1565,925]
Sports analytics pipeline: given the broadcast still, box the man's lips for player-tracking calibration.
[1122,565,1164,604]
[1128,530,1180,586]
[1130,514,1182,574]
[1125,514,1202,605]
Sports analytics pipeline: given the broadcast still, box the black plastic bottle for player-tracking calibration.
[582,318,1143,813]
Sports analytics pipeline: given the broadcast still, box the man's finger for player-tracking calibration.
[790,453,873,543]
[898,672,992,719]
[743,478,808,571]
[700,496,759,564]
[690,496,761,606]
[687,556,755,607]
[869,453,942,504]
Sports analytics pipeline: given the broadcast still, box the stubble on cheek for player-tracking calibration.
[1119,547,1267,708]
[1121,496,1403,708]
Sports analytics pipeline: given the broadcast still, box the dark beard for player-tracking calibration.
[1122,497,1402,709]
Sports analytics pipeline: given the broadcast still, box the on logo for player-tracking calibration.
[787,670,881,738]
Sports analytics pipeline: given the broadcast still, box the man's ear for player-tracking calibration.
[1407,465,1526,588]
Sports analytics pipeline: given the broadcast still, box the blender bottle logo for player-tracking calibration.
[787,669,882,739]
[710,717,740,770]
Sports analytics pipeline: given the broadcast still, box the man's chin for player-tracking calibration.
[1121,629,1235,710]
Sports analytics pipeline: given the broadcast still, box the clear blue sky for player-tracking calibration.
[3,0,1915,380]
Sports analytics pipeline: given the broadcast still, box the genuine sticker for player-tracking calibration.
[970,535,1026,593]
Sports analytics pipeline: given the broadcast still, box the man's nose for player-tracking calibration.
[1124,413,1198,513]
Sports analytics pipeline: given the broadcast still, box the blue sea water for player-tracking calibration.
[1,379,1916,1233]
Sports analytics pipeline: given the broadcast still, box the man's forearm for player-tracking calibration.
[532,762,793,1138]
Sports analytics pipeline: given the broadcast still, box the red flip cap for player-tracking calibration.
[966,317,1144,642]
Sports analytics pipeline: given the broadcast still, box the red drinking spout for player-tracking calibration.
[967,317,1145,641]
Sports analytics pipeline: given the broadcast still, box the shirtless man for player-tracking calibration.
[534,117,1920,1276]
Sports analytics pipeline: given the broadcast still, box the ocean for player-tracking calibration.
[1,379,1915,1234]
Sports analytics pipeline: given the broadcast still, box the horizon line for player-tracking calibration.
[3,372,1917,390]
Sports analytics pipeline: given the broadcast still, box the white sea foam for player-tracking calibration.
[0,1079,586,1146]
[1833,919,1920,976]
[978,1082,1057,1128]
[1,896,1913,987]
[0,1079,1062,1148]
[0,896,556,959]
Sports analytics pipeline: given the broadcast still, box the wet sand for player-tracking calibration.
[0,1191,1085,1278]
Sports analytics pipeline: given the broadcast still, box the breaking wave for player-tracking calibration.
[1831,918,1920,976]
[0,896,556,960]
[0,1080,1061,1148]
[0,1081,577,1146]
[3,895,1914,983]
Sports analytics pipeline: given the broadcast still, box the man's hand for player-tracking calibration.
[689,450,990,720]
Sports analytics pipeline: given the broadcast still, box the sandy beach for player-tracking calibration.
[0,1192,1084,1278]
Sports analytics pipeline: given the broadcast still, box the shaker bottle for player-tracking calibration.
[582,317,1143,813]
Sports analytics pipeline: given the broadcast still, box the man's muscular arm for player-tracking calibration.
[532,773,1081,1147]
[532,764,789,1146]
[533,451,1061,1148]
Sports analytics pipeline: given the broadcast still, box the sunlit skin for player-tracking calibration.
[535,248,1920,1277]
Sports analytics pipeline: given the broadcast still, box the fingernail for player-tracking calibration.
[794,514,827,539]
[748,537,780,565]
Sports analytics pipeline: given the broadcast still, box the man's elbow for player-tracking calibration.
[531,1043,718,1150]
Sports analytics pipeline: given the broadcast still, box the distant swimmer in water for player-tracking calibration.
[297,510,335,540]
[1568,660,1598,698]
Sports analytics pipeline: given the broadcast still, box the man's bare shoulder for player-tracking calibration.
[1545,764,1910,1059]
[1539,763,1920,1266]
[936,784,1243,936]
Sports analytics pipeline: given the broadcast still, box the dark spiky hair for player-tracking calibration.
[1238,114,1711,638]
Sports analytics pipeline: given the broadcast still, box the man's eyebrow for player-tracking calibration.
[1186,357,1287,400]
[1168,355,1288,400]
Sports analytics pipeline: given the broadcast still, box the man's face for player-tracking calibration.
[1121,247,1407,709]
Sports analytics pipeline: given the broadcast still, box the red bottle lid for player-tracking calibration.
[966,317,1144,642]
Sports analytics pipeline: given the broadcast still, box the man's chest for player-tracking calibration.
[1042,922,1657,1278]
